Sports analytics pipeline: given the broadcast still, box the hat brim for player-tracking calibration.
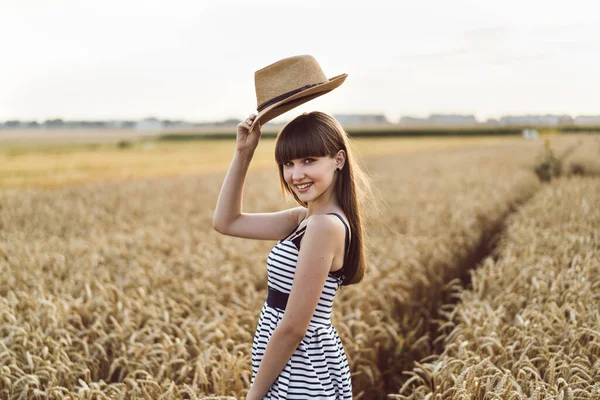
[250,73,347,131]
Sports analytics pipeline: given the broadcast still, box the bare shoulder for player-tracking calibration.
[304,214,345,242]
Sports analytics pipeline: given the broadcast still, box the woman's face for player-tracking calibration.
[283,155,339,202]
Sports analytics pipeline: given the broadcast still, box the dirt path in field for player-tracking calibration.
[376,134,600,397]
[386,136,599,396]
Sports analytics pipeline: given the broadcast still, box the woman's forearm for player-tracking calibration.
[212,149,255,232]
[246,327,302,399]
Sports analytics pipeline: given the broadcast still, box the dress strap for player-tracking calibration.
[280,217,307,242]
[326,213,350,257]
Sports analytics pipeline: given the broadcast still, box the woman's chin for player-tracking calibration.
[296,191,314,200]
[295,186,312,195]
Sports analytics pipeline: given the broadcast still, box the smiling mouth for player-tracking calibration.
[295,183,313,191]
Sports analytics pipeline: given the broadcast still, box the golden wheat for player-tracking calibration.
[0,134,597,399]
[392,175,600,399]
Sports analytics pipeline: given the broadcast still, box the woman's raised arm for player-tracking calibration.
[212,114,305,240]
[212,113,261,233]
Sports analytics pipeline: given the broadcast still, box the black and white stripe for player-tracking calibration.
[251,234,353,399]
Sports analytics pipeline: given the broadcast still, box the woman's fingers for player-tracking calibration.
[237,114,260,133]
[246,114,259,130]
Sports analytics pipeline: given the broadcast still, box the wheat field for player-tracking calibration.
[0,134,522,189]
[0,133,598,399]
[392,175,600,399]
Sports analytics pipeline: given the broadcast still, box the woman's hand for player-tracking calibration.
[245,386,262,400]
[236,113,262,153]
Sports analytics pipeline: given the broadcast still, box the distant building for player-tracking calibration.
[428,114,477,126]
[135,118,164,132]
[399,114,477,126]
[2,120,26,128]
[169,121,192,128]
[399,116,429,126]
[215,119,240,126]
[574,115,600,125]
[498,115,572,126]
[193,118,240,127]
[42,119,65,128]
[557,115,574,125]
[333,114,389,125]
[106,120,125,128]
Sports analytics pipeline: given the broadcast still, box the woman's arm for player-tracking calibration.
[212,115,306,240]
[212,114,260,232]
[212,148,255,232]
[245,327,303,400]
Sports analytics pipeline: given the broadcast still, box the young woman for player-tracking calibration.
[213,111,371,399]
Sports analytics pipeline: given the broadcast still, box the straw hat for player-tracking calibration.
[249,55,347,130]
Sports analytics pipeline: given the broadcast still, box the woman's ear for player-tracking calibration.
[336,150,346,169]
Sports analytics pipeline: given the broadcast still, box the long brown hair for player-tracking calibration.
[274,111,373,286]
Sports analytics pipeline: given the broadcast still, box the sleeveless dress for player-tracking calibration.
[251,212,353,399]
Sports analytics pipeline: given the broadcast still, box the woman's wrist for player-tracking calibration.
[235,148,255,163]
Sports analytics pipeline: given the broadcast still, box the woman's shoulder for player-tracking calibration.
[304,213,347,239]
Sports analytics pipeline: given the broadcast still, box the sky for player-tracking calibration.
[1,0,599,124]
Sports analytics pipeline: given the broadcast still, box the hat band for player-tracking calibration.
[257,82,324,112]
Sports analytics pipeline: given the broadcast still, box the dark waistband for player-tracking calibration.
[267,287,289,311]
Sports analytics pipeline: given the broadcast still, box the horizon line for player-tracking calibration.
[2,111,600,125]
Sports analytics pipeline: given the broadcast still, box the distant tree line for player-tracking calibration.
[2,113,600,130]
[1,119,131,128]
[0,117,238,130]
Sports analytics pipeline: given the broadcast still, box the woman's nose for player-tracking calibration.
[292,165,305,180]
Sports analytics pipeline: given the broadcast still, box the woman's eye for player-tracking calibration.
[283,158,314,167]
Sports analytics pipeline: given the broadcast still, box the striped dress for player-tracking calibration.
[251,212,353,399]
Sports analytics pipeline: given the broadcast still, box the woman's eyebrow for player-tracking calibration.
[287,156,316,162]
